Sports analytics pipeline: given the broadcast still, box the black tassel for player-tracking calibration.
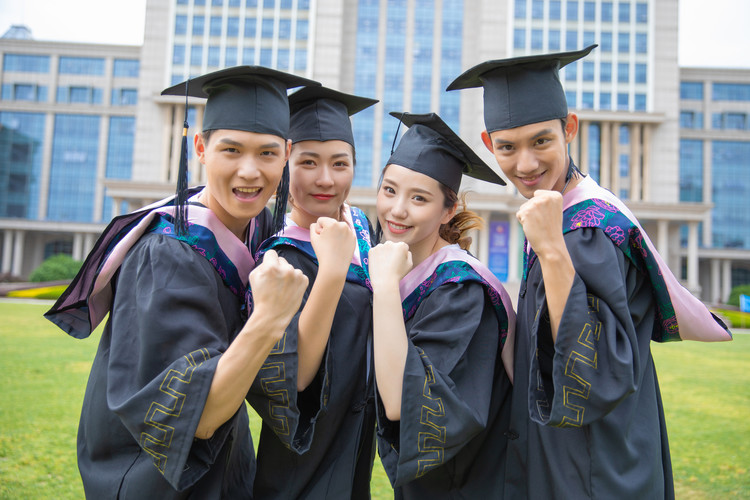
[174,81,190,236]
[272,162,290,235]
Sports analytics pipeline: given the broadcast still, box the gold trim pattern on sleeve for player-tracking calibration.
[415,349,447,478]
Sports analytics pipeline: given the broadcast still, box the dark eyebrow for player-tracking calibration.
[217,138,244,148]
[382,176,432,195]
[297,151,321,158]
[531,129,555,141]
[259,142,283,150]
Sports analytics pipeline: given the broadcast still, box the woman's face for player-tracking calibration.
[376,164,454,260]
[288,140,354,228]
[196,129,289,239]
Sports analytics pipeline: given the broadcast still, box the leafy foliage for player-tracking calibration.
[28,254,82,282]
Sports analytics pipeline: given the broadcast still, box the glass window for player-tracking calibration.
[601,2,612,21]
[245,18,257,38]
[712,113,723,129]
[208,46,221,67]
[582,91,594,109]
[194,0,205,5]
[111,88,138,106]
[600,32,612,52]
[617,92,629,110]
[514,28,526,49]
[515,0,526,19]
[279,19,292,38]
[277,49,290,70]
[92,88,103,104]
[38,86,48,102]
[113,59,139,77]
[0,111,46,218]
[531,29,543,50]
[226,17,239,37]
[1,84,12,100]
[587,122,601,181]
[619,2,630,22]
[212,0,223,5]
[584,1,595,21]
[681,81,704,100]
[635,63,647,83]
[69,87,89,103]
[680,139,703,202]
[635,94,646,111]
[618,62,629,83]
[295,49,307,71]
[548,30,560,51]
[636,3,648,23]
[549,0,561,19]
[191,45,203,66]
[242,47,256,65]
[711,141,750,248]
[618,32,630,52]
[280,0,293,7]
[193,16,204,36]
[635,33,647,53]
[600,92,611,109]
[566,90,577,108]
[56,86,68,103]
[565,62,578,81]
[583,31,595,47]
[262,18,275,38]
[601,62,612,81]
[13,84,35,101]
[566,30,578,50]
[173,45,186,65]
[296,19,309,39]
[59,56,105,75]
[583,61,594,81]
[532,0,544,19]
[175,15,188,35]
[210,16,223,36]
[3,53,50,73]
[260,48,272,66]
[225,46,238,65]
[725,113,747,130]
[229,0,241,6]
[712,83,750,101]
[566,0,578,21]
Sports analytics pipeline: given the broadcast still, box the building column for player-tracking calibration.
[721,260,732,304]
[641,124,651,202]
[12,230,24,278]
[84,233,96,256]
[610,122,620,197]
[508,212,520,283]
[710,259,721,304]
[629,123,642,201]
[579,120,589,174]
[600,121,611,189]
[1,230,12,273]
[656,219,669,258]
[72,233,84,261]
[477,210,490,264]
[687,221,699,292]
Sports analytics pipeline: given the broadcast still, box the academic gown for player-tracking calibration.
[376,246,515,499]
[504,227,675,499]
[46,192,273,499]
[248,207,376,499]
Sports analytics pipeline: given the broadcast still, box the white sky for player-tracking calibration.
[0,0,749,68]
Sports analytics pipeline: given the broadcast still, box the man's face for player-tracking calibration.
[483,114,577,199]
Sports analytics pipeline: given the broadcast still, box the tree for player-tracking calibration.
[29,254,82,282]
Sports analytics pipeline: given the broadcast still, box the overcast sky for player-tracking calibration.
[1,0,749,68]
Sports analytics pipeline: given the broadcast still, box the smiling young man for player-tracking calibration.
[447,46,731,499]
[46,66,319,499]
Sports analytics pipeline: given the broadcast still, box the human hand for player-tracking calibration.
[248,249,309,334]
[516,189,565,259]
[310,217,356,277]
[368,241,413,292]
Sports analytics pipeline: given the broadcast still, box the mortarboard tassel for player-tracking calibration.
[174,80,190,237]
[272,162,290,235]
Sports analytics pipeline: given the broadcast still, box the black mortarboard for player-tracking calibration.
[162,65,320,138]
[446,45,597,133]
[288,86,378,146]
[161,66,319,236]
[386,112,506,193]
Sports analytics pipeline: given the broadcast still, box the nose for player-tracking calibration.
[237,157,261,180]
[316,165,334,188]
[516,147,539,175]
[390,196,408,219]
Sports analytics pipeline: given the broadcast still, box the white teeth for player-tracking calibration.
[235,187,260,194]
[389,222,409,230]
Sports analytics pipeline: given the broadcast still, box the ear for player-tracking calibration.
[285,138,292,163]
[194,133,206,163]
[481,130,493,153]
[564,112,579,144]
[441,201,458,225]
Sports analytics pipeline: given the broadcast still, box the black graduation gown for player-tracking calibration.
[77,234,256,499]
[504,228,675,499]
[249,246,376,499]
[377,281,512,499]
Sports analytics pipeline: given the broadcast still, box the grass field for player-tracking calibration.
[0,301,747,499]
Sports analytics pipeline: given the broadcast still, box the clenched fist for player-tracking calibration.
[516,189,565,258]
[310,216,356,277]
[369,241,413,292]
[249,249,308,333]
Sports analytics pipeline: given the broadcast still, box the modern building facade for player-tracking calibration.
[1,0,749,302]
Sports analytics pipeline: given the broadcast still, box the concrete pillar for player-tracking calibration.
[84,233,96,256]
[610,122,620,197]
[508,212,520,283]
[12,230,24,278]
[656,219,669,258]
[710,259,721,304]
[1,230,12,273]
[687,221,699,292]
[600,121,611,189]
[629,123,642,201]
[72,233,84,261]
[641,124,651,201]
[721,260,732,304]
[579,120,589,174]
[477,210,491,264]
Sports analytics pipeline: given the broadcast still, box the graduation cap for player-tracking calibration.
[386,112,506,193]
[161,66,320,236]
[288,86,378,146]
[446,45,597,133]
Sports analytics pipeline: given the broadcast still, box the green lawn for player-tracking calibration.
[0,301,747,499]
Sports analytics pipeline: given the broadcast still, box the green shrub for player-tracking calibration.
[28,254,82,282]
[727,284,750,307]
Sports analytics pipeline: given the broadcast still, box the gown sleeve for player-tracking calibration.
[377,281,500,487]
[525,227,656,428]
[247,246,328,454]
[105,235,240,491]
